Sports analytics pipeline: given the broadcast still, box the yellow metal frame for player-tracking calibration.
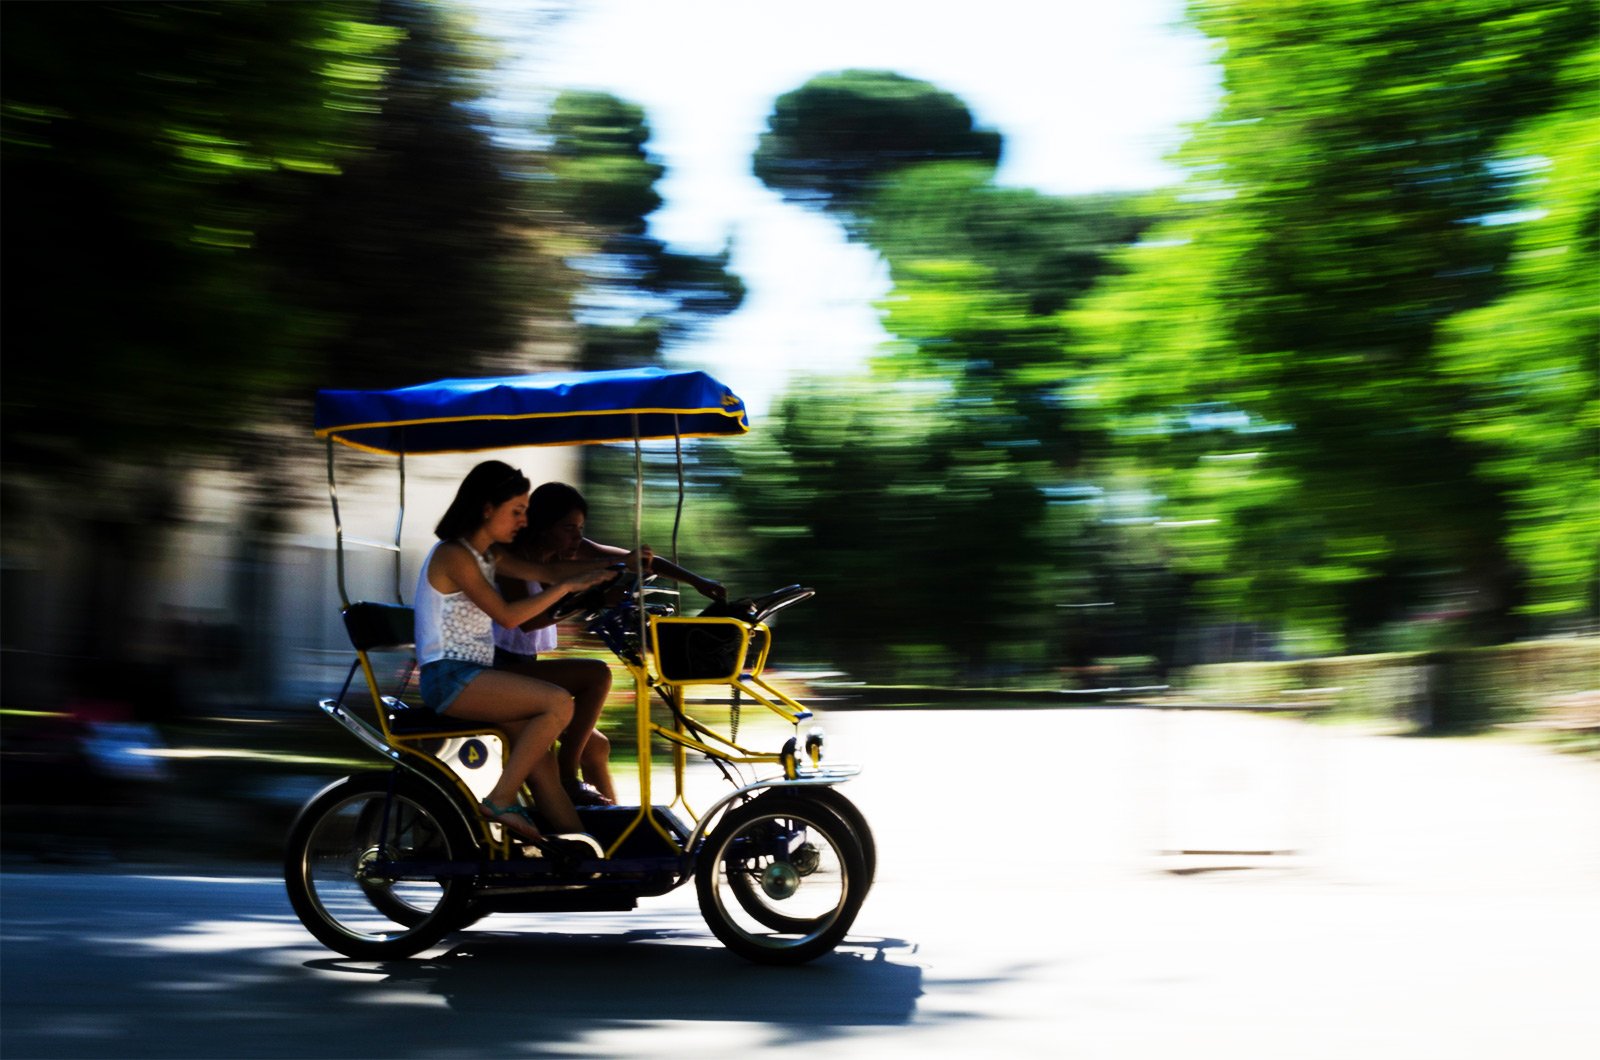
[345,612,821,861]
[351,649,526,857]
[598,613,817,857]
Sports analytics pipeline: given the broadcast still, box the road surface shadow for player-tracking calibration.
[305,919,924,1029]
[4,871,928,1058]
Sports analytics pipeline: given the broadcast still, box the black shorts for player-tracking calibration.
[494,647,538,670]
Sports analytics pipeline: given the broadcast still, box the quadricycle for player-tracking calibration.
[283,368,873,964]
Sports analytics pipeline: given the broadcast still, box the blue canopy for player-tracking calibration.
[314,367,749,455]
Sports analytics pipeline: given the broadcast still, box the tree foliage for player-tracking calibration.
[0,0,537,475]
[546,90,664,233]
[736,97,1158,678]
[1,1,397,466]
[544,90,744,370]
[730,2,1596,675]
[1433,40,1600,620]
[262,0,535,393]
[754,70,1002,226]
[1069,0,1598,648]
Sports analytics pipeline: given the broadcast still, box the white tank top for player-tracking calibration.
[414,540,496,667]
[493,580,560,656]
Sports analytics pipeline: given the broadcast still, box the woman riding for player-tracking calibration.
[415,461,645,843]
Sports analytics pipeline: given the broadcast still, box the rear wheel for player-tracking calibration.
[695,794,867,965]
[352,797,449,928]
[285,772,475,959]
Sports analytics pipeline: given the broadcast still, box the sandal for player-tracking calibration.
[479,798,543,842]
[564,779,614,807]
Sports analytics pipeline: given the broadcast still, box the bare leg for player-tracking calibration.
[484,712,613,807]
[499,656,617,803]
[579,730,615,805]
[444,670,583,834]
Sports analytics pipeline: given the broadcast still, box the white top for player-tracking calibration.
[493,580,560,656]
[414,540,497,668]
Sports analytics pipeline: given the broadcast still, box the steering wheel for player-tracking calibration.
[548,563,642,622]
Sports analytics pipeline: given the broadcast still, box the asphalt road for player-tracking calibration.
[3,707,1598,1059]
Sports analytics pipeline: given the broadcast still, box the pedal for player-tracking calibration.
[518,833,603,879]
[548,833,604,859]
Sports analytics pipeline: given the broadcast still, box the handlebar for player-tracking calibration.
[575,581,813,671]
[562,574,815,631]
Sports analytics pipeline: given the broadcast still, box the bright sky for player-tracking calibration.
[473,0,1221,413]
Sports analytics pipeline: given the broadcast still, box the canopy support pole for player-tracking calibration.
[325,434,407,611]
[393,446,406,604]
[672,415,684,567]
[327,438,350,609]
[632,416,652,810]
[633,413,645,616]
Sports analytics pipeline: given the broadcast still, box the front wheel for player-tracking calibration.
[284,772,476,960]
[695,794,867,965]
[791,786,877,894]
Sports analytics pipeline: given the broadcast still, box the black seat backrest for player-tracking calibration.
[343,602,416,653]
[699,585,814,625]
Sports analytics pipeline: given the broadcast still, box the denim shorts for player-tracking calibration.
[418,659,489,714]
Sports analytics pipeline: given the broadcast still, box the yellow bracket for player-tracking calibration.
[356,649,518,856]
[603,657,688,858]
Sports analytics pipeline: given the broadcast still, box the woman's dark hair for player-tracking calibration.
[506,482,587,559]
[434,460,530,541]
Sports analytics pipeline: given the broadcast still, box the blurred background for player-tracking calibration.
[1,0,1596,860]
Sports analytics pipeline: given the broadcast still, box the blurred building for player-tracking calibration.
[1,442,585,716]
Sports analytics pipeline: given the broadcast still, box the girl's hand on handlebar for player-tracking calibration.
[694,576,727,601]
[561,567,614,594]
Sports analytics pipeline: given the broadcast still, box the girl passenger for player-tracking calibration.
[495,482,724,805]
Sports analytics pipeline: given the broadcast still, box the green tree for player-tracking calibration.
[262,0,535,394]
[546,90,664,234]
[871,165,1155,316]
[740,82,1158,680]
[717,375,1058,680]
[1434,41,1600,623]
[1070,0,1596,650]
[868,164,1152,468]
[755,70,1002,228]
[545,90,744,370]
[1,1,399,466]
